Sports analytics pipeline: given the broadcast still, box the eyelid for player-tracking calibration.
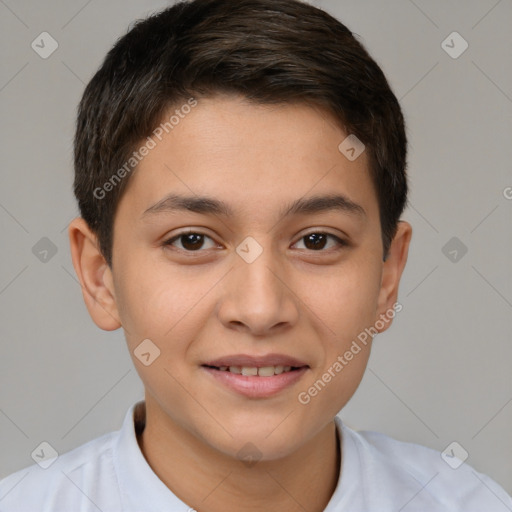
[297,228,347,241]
[163,229,220,249]
[292,230,348,250]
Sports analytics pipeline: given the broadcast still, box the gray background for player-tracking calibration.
[1,0,511,496]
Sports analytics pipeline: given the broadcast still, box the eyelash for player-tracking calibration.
[162,230,348,253]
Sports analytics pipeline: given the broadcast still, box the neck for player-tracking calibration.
[135,399,341,512]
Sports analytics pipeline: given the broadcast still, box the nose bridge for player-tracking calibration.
[237,242,280,298]
[236,235,282,304]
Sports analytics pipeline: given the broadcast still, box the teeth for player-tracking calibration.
[218,365,298,376]
[241,367,258,376]
[258,366,275,377]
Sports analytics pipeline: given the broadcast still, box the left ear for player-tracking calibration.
[375,220,412,333]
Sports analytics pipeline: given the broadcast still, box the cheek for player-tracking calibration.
[301,257,382,337]
[116,268,207,404]
[298,259,380,412]
[115,260,221,369]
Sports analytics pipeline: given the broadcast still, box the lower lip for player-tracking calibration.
[202,366,309,398]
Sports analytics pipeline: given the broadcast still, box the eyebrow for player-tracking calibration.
[141,193,366,221]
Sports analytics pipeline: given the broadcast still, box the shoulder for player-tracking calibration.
[338,419,512,511]
[0,431,121,512]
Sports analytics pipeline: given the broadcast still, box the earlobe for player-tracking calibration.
[375,221,412,333]
[68,217,122,331]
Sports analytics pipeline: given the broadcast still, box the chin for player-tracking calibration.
[200,416,309,462]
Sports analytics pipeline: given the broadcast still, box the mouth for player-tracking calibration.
[201,354,310,398]
[202,364,306,376]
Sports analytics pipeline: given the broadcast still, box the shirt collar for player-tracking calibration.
[113,401,191,511]
[113,401,360,511]
[325,416,365,510]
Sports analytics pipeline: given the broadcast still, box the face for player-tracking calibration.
[72,94,411,461]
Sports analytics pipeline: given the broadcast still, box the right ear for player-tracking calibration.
[68,217,121,331]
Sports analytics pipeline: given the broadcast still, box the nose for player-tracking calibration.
[216,245,300,337]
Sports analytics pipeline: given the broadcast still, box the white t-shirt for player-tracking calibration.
[0,400,510,511]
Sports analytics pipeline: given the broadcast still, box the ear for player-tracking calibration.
[68,217,121,331]
[375,220,412,333]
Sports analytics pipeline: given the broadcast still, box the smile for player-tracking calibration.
[201,357,309,398]
[203,364,302,376]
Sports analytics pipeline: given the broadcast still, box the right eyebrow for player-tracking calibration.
[141,194,234,219]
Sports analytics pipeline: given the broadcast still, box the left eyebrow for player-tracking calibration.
[141,193,366,221]
[281,194,366,219]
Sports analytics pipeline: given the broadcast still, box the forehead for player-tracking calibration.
[117,95,379,224]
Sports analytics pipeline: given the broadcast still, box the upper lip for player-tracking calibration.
[202,354,309,368]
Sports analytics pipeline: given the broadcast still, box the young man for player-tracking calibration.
[1,0,510,510]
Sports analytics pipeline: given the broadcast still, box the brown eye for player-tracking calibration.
[164,232,216,251]
[294,232,347,251]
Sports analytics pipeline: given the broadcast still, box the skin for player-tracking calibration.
[69,94,412,512]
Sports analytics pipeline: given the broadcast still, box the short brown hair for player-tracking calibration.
[73,0,408,267]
